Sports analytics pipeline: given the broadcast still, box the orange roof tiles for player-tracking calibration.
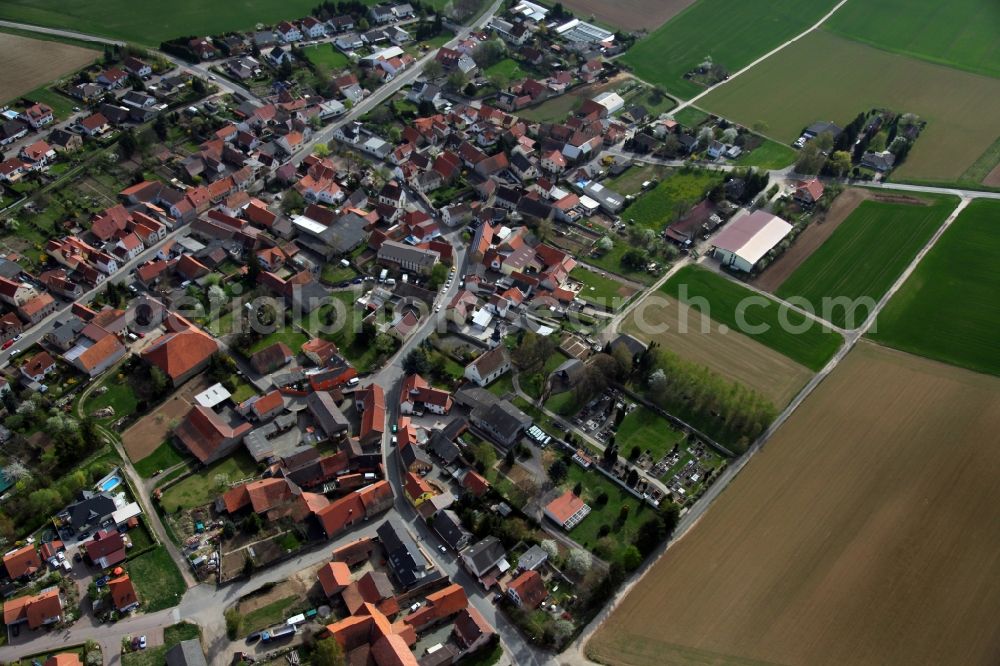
[317,561,352,597]
[3,544,41,579]
[508,569,546,609]
[141,324,218,383]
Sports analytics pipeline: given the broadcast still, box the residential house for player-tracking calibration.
[432,509,471,551]
[276,21,303,42]
[22,103,54,129]
[464,346,510,387]
[174,405,252,464]
[377,240,439,275]
[507,569,546,609]
[460,537,507,583]
[544,490,591,530]
[399,374,453,415]
[20,351,56,383]
[794,178,824,205]
[140,318,219,386]
[108,575,139,613]
[3,544,42,580]
[3,587,63,630]
[84,529,126,568]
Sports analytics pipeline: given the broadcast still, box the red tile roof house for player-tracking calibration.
[174,405,252,464]
[403,583,468,632]
[794,178,825,205]
[18,292,57,324]
[317,561,352,597]
[140,317,219,386]
[399,374,453,416]
[250,341,294,374]
[3,544,42,580]
[355,384,386,448]
[452,605,494,653]
[3,586,63,630]
[79,113,110,137]
[84,529,127,568]
[20,351,56,383]
[108,574,139,613]
[507,569,547,609]
[544,490,591,531]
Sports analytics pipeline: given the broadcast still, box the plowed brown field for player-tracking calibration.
[561,0,695,32]
[589,341,1000,666]
[0,32,96,102]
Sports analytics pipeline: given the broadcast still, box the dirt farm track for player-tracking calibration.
[589,341,1000,666]
[0,32,97,103]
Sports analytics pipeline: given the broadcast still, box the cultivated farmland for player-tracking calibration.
[661,266,843,371]
[622,292,812,408]
[700,30,1000,183]
[775,193,957,329]
[620,0,839,100]
[0,0,448,46]
[0,32,97,104]
[559,0,695,32]
[589,342,1000,666]
[870,199,1000,377]
[824,0,1000,79]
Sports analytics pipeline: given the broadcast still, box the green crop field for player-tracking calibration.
[700,30,1000,183]
[824,0,1000,79]
[0,0,446,46]
[622,169,721,231]
[870,200,1000,376]
[776,195,957,329]
[621,0,838,99]
[662,266,843,371]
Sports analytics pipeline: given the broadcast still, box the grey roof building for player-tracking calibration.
[433,509,471,551]
[306,391,349,439]
[460,536,507,578]
[377,519,439,590]
[377,239,440,275]
[165,639,209,666]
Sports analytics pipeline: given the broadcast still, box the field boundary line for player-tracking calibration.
[569,197,970,666]
[662,0,851,112]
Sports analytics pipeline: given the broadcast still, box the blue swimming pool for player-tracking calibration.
[99,476,122,493]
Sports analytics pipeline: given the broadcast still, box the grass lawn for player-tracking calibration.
[776,195,957,329]
[248,328,309,355]
[320,263,358,284]
[604,164,671,196]
[585,238,658,285]
[133,440,189,478]
[160,451,258,513]
[622,170,721,231]
[122,623,199,666]
[486,372,515,399]
[570,267,635,309]
[621,0,839,99]
[84,377,138,423]
[302,43,349,75]
[460,642,503,666]
[127,547,187,612]
[241,595,301,633]
[699,30,1000,183]
[672,106,709,130]
[663,265,843,371]
[230,379,257,403]
[960,136,1000,186]
[483,57,525,82]
[734,137,796,169]
[619,87,676,118]
[823,0,1000,79]
[616,407,685,461]
[562,464,651,563]
[870,199,1000,376]
[545,390,580,418]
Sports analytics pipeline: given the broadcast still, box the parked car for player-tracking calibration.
[1,340,13,350]
[139,636,147,649]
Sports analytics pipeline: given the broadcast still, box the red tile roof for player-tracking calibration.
[3,544,41,579]
[141,323,218,383]
[108,574,138,611]
[508,569,546,609]
[174,405,251,463]
[317,561,352,597]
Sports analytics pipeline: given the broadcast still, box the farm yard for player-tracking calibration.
[661,265,843,371]
[0,32,97,105]
[621,291,813,408]
[870,199,1000,377]
[699,30,1000,183]
[824,0,1000,79]
[620,0,839,100]
[774,193,957,329]
[588,342,1000,666]
[558,0,696,32]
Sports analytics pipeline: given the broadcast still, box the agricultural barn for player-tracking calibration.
[711,211,792,272]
